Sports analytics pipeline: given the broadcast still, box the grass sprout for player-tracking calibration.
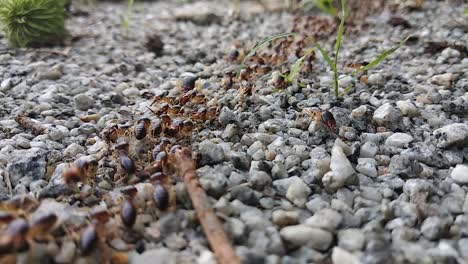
[285,47,315,84]
[312,0,408,98]
[314,0,345,97]
[121,0,134,33]
[301,0,337,16]
[0,0,68,47]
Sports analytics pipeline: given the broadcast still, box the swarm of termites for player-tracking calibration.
[0,73,223,262]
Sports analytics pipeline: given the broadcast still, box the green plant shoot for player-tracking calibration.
[122,0,134,32]
[0,0,68,47]
[315,0,345,98]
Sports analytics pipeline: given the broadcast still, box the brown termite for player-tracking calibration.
[168,105,182,116]
[80,223,98,256]
[160,114,172,127]
[305,109,338,134]
[29,213,58,240]
[63,158,98,185]
[0,218,29,254]
[181,76,198,92]
[222,73,234,90]
[179,90,196,106]
[115,141,136,175]
[191,107,207,122]
[150,173,169,211]
[181,120,194,135]
[120,198,136,229]
[134,117,151,140]
[164,119,183,138]
[151,119,163,138]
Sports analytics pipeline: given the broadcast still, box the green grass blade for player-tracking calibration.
[287,47,315,83]
[333,0,345,67]
[313,0,337,16]
[315,43,335,71]
[237,32,295,78]
[353,35,411,74]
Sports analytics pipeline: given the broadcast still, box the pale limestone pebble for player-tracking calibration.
[373,103,402,129]
[356,158,378,177]
[322,141,355,190]
[272,210,299,226]
[286,178,311,207]
[430,73,455,89]
[305,208,342,231]
[280,225,333,251]
[331,247,362,264]
[385,133,414,148]
[451,165,468,184]
[433,123,468,148]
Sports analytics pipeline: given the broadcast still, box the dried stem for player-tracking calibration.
[15,114,48,135]
[174,148,240,264]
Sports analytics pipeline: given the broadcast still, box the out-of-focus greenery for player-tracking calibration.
[302,0,338,16]
[121,0,134,32]
[0,0,68,47]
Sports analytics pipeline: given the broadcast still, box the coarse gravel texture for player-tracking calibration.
[0,0,467,263]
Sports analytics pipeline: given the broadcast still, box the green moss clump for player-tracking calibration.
[0,0,68,47]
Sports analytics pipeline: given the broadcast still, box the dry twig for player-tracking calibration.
[174,148,240,264]
[15,114,48,135]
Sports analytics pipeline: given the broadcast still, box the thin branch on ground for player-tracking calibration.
[174,148,241,264]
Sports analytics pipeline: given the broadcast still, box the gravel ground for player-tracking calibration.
[0,0,467,263]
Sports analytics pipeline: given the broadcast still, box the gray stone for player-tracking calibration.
[73,93,94,111]
[332,247,361,264]
[420,216,451,240]
[230,152,250,171]
[29,179,48,194]
[222,123,239,140]
[338,228,365,251]
[250,170,271,191]
[63,143,86,158]
[199,140,225,165]
[305,208,342,231]
[247,141,264,156]
[306,197,330,213]
[451,165,468,184]
[6,148,47,186]
[197,166,229,198]
[271,162,288,179]
[430,73,455,88]
[368,73,384,85]
[272,210,299,226]
[389,155,422,178]
[373,103,401,129]
[286,178,311,207]
[396,100,419,117]
[131,248,176,264]
[385,133,414,148]
[240,208,272,230]
[360,141,378,158]
[273,176,301,196]
[356,158,378,177]
[322,144,355,190]
[433,123,468,148]
[458,238,468,259]
[230,185,258,206]
[219,106,240,127]
[280,225,333,251]
[308,147,331,180]
[15,136,31,149]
